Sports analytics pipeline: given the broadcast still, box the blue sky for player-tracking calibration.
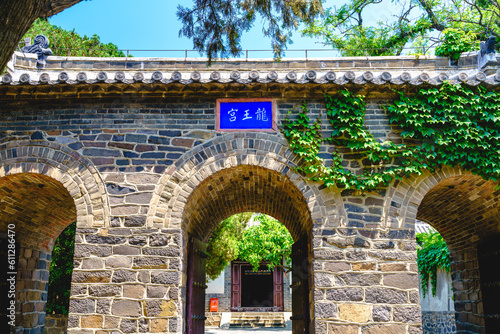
[48,0,335,58]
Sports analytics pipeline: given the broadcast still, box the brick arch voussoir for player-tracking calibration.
[149,133,340,231]
[382,166,466,229]
[0,141,109,228]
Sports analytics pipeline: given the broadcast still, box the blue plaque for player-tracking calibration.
[217,99,274,131]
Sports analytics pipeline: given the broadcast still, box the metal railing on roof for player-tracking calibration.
[17,43,447,61]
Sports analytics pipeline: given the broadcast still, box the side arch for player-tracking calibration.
[382,166,466,230]
[386,166,500,333]
[0,141,108,333]
[0,140,109,234]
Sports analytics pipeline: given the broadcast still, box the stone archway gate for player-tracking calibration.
[0,51,499,334]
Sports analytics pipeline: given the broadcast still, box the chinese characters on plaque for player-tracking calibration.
[218,100,274,131]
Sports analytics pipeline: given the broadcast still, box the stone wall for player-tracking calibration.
[44,314,68,334]
[1,54,499,333]
[0,98,425,334]
[422,312,456,334]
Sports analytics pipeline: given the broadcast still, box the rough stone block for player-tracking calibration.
[339,304,371,322]
[111,300,142,317]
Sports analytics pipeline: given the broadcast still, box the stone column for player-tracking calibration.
[16,247,51,334]
[68,223,184,333]
[311,228,422,334]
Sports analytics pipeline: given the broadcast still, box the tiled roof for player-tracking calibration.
[1,52,499,97]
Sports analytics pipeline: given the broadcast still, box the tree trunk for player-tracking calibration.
[0,0,82,72]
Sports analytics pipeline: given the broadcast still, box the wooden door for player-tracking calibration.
[231,262,241,310]
[273,266,284,310]
[291,235,310,334]
[186,237,207,334]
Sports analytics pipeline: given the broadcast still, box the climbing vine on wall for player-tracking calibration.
[416,231,450,296]
[282,82,500,190]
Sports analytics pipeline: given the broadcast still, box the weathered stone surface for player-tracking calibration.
[124,216,146,227]
[150,319,168,332]
[147,286,168,298]
[89,285,121,297]
[133,257,169,269]
[69,299,95,314]
[81,258,104,269]
[380,263,406,271]
[372,305,391,322]
[129,235,147,245]
[112,270,137,283]
[113,245,141,255]
[149,234,168,246]
[123,285,145,299]
[365,287,408,304]
[328,324,358,334]
[383,273,418,289]
[74,244,112,258]
[144,300,178,317]
[361,324,407,334]
[314,249,345,260]
[393,306,421,323]
[120,319,137,333]
[151,272,180,285]
[325,262,351,272]
[72,271,111,283]
[339,304,371,322]
[105,256,132,268]
[314,273,335,287]
[86,235,126,245]
[315,302,338,319]
[338,273,380,286]
[142,247,180,256]
[81,314,103,328]
[326,288,363,301]
[96,299,112,315]
[104,316,120,329]
[352,263,374,271]
[111,300,142,317]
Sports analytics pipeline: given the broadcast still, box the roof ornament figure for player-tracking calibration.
[478,34,497,71]
[21,35,53,69]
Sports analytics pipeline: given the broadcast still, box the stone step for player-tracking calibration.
[229,312,285,328]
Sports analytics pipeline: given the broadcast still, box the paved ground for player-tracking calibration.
[206,328,291,334]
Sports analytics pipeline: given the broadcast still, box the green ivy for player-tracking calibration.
[416,232,450,296]
[282,82,500,190]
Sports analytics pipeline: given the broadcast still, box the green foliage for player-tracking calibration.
[302,6,432,56]
[177,0,323,62]
[435,28,478,60]
[22,18,125,57]
[206,212,252,280]
[283,83,500,190]
[416,231,450,296]
[301,0,498,56]
[206,213,293,280]
[47,222,76,315]
[238,214,294,272]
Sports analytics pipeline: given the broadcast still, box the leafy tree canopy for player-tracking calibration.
[177,0,324,62]
[22,18,125,57]
[206,213,293,280]
[302,0,499,56]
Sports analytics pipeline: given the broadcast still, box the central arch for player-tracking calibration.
[183,164,314,334]
[152,133,342,334]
